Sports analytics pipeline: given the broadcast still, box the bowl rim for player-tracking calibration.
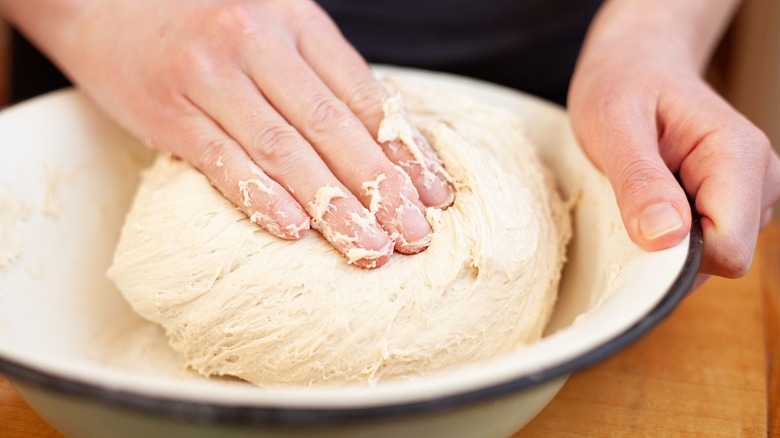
[0,215,702,425]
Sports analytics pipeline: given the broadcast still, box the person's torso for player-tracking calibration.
[318,0,603,104]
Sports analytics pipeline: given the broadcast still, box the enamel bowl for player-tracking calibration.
[0,66,700,438]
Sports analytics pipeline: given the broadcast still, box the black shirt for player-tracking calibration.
[318,0,603,104]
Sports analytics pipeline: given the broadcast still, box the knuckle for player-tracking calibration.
[249,123,300,163]
[749,124,771,149]
[285,0,330,28]
[615,159,671,198]
[345,80,386,122]
[716,240,754,278]
[722,115,770,152]
[208,3,261,35]
[173,6,263,76]
[189,3,276,56]
[198,138,233,172]
[715,124,772,174]
[748,127,772,162]
[302,95,355,135]
[172,45,216,82]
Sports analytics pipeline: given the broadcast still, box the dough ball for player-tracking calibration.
[108,77,571,386]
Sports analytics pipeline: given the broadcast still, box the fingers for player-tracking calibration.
[205,148,311,240]
[680,122,778,279]
[242,38,434,254]
[573,72,780,280]
[375,96,456,209]
[65,0,454,268]
[293,6,455,208]
[163,1,453,265]
[186,73,396,268]
[163,107,310,241]
[579,95,692,252]
[676,109,774,278]
[678,132,767,278]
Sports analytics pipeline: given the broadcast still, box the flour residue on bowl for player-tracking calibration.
[0,183,30,269]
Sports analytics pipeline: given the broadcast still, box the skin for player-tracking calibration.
[0,0,455,269]
[569,0,780,285]
[1,0,778,279]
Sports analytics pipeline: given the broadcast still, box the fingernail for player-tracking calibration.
[274,202,309,239]
[414,136,456,209]
[639,203,683,240]
[396,205,432,254]
[422,175,455,209]
[264,202,309,240]
[346,220,395,269]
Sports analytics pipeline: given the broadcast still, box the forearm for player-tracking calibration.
[581,0,741,72]
[0,0,99,75]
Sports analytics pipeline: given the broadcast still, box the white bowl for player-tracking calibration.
[0,66,701,438]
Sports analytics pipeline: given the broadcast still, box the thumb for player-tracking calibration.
[582,107,691,251]
[609,148,691,251]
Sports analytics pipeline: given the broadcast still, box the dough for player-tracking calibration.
[108,77,571,386]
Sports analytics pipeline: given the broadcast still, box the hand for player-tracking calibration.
[569,40,780,282]
[8,0,455,268]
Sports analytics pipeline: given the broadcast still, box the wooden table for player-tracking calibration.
[2,222,778,438]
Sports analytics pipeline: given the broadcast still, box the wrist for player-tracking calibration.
[578,0,741,74]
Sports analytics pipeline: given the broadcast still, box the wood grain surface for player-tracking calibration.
[515,223,778,438]
[2,221,778,438]
[762,223,780,437]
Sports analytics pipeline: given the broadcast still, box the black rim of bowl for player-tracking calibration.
[0,215,703,426]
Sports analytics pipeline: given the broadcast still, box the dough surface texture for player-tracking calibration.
[108,77,571,386]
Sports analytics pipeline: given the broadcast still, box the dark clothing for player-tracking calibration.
[318,0,603,104]
[10,0,602,105]
[9,29,71,104]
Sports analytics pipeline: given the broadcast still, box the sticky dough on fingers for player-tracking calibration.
[108,76,572,386]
